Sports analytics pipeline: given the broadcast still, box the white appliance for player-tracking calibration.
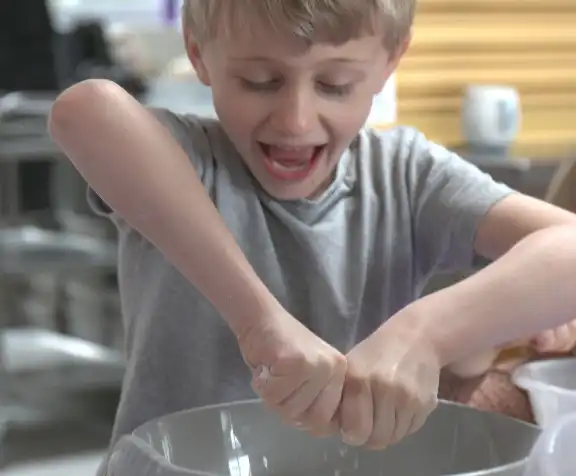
[461,84,521,150]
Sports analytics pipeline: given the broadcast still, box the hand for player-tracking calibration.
[528,319,576,354]
[339,323,440,449]
[236,305,347,433]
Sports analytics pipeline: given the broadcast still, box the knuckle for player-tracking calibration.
[316,355,333,374]
[332,351,347,369]
[346,362,364,380]
[318,349,345,372]
[274,351,303,374]
[344,375,367,398]
[371,372,393,395]
[397,382,414,402]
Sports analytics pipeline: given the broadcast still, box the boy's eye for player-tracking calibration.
[239,78,282,91]
[238,77,353,97]
[317,82,353,97]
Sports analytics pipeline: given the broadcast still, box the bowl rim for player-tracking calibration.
[512,357,576,397]
[131,398,538,476]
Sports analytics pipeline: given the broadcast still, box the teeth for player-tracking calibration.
[261,142,323,175]
[269,145,316,156]
[276,145,309,152]
[269,159,310,172]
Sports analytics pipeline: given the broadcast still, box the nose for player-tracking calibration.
[270,86,316,137]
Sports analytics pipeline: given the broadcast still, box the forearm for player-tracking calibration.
[390,224,576,366]
[48,79,278,335]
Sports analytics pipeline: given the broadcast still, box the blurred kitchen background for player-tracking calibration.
[1,0,575,474]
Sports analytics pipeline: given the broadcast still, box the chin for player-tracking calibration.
[248,161,331,200]
[261,183,314,201]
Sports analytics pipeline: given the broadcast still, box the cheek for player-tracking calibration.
[212,86,268,134]
[329,100,372,140]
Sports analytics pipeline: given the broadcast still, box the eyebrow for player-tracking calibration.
[228,56,369,65]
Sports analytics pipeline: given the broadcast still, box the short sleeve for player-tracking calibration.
[404,130,514,281]
[86,107,214,220]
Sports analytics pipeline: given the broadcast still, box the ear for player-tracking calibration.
[182,28,211,86]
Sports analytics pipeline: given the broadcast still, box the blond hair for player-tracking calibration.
[183,0,415,50]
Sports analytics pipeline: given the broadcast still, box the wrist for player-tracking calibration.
[219,279,283,338]
[385,298,470,369]
[380,303,444,367]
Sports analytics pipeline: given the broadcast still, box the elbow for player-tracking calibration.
[48,79,125,143]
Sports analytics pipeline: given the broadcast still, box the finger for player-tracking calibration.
[306,418,340,438]
[340,371,373,446]
[366,388,396,449]
[276,365,332,423]
[391,394,417,444]
[406,394,438,438]
[530,330,555,353]
[252,364,307,406]
[300,363,346,430]
[553,326,573,353]
[556,324,576,352]
[567,321,576,350]
[533,327,571,353]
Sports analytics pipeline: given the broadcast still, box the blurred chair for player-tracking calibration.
[544,157,576,211]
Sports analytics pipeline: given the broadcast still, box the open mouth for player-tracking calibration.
[258,142,325,181]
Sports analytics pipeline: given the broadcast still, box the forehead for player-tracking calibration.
[200,1,384,47]
[213,34,388,69]
[200,10,389,67]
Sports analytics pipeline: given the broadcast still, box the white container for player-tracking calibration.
[512,358,576,427]
[461,84,521,149]
[523,412,576,476]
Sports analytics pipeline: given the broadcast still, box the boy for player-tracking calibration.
[48,0,576,472]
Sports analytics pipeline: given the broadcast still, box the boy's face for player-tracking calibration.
[185,22,407,200]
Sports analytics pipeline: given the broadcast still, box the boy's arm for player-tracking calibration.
[474,192,576,260]
[446,194,576,375]
[391,193,576,367]
[48,79,278,336]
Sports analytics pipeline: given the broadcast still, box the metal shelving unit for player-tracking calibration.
[0,92,123,466]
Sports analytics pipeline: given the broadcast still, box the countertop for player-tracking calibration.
[0,387,118,476]
[1,451,105,476]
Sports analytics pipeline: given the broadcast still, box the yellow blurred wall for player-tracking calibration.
[397,0,576,149]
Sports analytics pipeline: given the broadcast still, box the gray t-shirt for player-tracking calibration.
[88,109,512,470]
